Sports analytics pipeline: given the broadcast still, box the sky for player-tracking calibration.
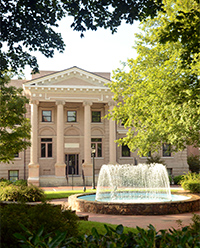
[25,16,140,79]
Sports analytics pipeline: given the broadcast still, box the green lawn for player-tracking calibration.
[44,189,96,200]
[78,220,137,236]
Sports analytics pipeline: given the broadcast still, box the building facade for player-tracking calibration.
[0,67,190,186]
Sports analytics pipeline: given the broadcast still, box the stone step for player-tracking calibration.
[77,214,89,221]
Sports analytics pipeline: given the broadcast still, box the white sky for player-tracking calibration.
[25,17,140,79]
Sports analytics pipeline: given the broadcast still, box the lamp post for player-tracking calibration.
[91,148,96,189]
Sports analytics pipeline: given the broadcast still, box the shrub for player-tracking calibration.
[0,184,45,202]
[0,203,79,248]
[0,179,12,187]
[13,179,27,186]
[180,172,200,193]
[14,214,200,248]
[187,155,200,173]
[173,175,184,185]
[168,175,173,184]
[146,155,166,165]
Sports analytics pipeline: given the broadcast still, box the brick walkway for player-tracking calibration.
[45,186,200,231]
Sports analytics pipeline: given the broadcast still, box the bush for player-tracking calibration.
[180,172,200,193]
[14,214,200,248]
[146,155,166,165]
[0,184,45,202]
[168,175,173,184]
[13,179,27,186]
[173,175,184,185]
[0,179,12,187]
[0,203,79,248]
[187,155,200,173]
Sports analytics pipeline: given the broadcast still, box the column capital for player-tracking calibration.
[83,101,93,107]
[30,100,39,105]
[56,100,65,106]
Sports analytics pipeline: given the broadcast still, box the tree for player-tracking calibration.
[0,74,31,163]
[0,0,163,75]
[0,0,162,163]
[158,0,200,67]
[107,0,200,156]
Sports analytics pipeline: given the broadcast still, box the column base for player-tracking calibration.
[28,177,40,187]
[55,163,66,177]
[28,163,40,186]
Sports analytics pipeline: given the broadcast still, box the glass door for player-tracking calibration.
[65,154,79,175]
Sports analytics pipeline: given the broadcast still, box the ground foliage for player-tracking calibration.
[13,214,200,248]
[180,172,200,193]
[0,203,79,248]
[187,155,200,173]
[107,0,200,156]
[0,183,45,202]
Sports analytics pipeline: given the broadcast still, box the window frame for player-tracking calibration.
[91,138,102,157]
[162,143,171,157]
[41,138,53,158]
[42,110,52,122]
[9,170,19,182]
[67,110,77,122]
[92,111,101,123]
[121,145,131,157]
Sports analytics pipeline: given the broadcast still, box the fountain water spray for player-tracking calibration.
[96,163,172,203]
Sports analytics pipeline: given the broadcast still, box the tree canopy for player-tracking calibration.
[108,0,200,156]
[0,0,163,75]
[0,0,162,163]
[0,75,31,163]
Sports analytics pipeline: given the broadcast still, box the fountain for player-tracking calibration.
[68,164,200,215]
[96,164,171,203]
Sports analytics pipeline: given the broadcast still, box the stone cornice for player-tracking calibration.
[24,67,111,87]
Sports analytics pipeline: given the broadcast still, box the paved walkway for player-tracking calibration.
[43,186,200,231]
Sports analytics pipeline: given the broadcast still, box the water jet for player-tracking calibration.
[68,164,200,215]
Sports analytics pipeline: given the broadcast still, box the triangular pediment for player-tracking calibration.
[24,66,110,89]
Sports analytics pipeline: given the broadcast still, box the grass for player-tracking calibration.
[78,220,137,236]
[44,189,96,200]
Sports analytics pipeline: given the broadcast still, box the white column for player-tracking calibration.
[108,101,117,164]
[28,100,40,186]
[83,101,92,165]
[55,101,66,176]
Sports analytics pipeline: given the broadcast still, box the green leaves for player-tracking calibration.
[0,75,31,163]
[108,0,200,155]
[14,224,67,248]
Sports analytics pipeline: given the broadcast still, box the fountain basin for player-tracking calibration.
[68,193,200,215]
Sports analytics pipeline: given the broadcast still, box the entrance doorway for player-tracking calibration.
[65,154,79,175]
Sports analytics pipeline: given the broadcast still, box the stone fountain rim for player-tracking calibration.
[68,192,200,215]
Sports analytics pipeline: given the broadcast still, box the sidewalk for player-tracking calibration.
[46,186,200,230]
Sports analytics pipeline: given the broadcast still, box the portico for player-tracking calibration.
[23,66,117,186]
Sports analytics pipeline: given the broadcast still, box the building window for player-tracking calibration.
[41,138,52,157]
[67,111,77,122]
[42,110,52,122]
[122,145,130,157]
[167,168,173,175]
[91,138,102,157]
[162,143,171,157]
[142,151,151,157]
[9,170,19,182]
[14,153,19,158]
[92,111,101,122]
